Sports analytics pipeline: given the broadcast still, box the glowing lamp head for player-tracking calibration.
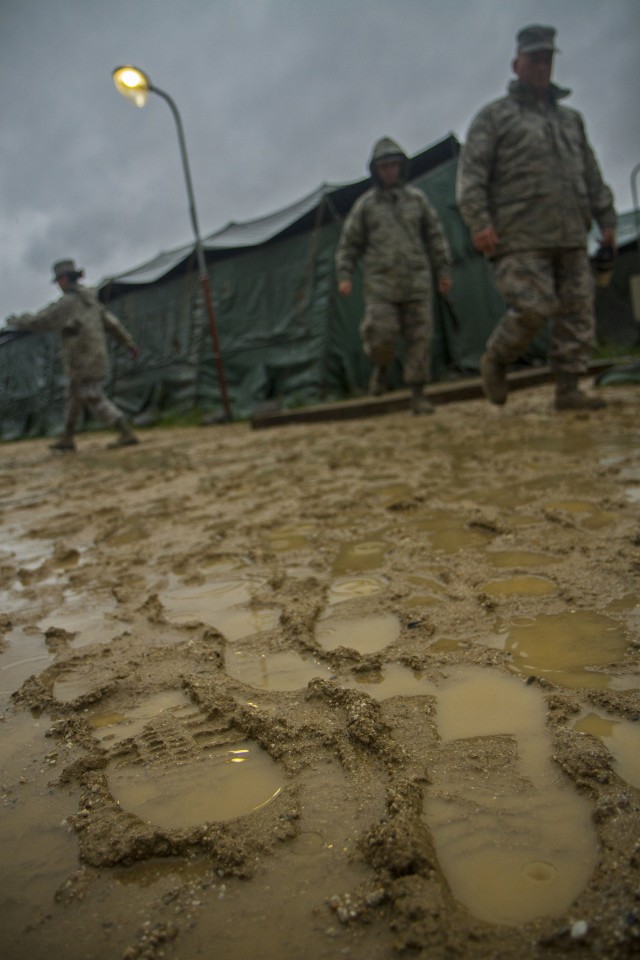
[112,65,151,107]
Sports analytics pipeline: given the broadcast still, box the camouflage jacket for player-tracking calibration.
[456,80,616,255]
[335,183,452,303]
[11,285,136,383]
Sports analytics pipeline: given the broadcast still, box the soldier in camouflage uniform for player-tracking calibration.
[10,259,140,451]
[336,137,452,414]
[456,24,617,411]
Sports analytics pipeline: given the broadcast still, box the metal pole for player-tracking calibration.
[632,162,640,259]
[630,162,640,323]
[150,84,232,421]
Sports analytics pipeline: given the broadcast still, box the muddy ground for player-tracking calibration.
[1,381,639,960]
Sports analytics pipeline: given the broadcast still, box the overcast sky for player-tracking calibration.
[1,0,638,320]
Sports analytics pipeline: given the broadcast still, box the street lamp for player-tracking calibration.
[630,161,640,323]
[112,65,232,421]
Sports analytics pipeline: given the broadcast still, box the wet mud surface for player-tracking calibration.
[1,383,639,959]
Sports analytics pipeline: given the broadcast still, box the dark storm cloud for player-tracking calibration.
[1,0,638,319]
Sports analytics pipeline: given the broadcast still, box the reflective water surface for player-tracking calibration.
[424,667,597,925]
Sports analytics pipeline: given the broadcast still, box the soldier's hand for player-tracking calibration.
[600,228,617,255]
[438,276,452,295]
[338,279,353,297]
[472,227,499,257]
[129,346,140,360]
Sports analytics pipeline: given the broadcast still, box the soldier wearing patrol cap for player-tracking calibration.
[9,259,140,451]
[457,25,617,411]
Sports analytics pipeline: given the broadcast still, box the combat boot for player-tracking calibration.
[49,435,76,452]
[410,384,435,415]
[368,365,387,397]
[107,418,140,448]
[480,352,508,405]
[554,374,606,411]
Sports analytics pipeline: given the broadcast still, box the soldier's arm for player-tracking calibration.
[456,107,498,238]
[577,115,616,235]
[8,299,66,334]
[335,198,367,287]
[102,309,137,352]
[420,194,452,284]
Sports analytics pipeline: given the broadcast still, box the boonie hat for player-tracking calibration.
[516,24,558,54]
[52,259,83,282]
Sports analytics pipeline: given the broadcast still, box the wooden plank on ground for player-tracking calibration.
[249,360,620,429]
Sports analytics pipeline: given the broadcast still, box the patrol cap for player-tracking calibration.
[516,24,558,54]
[52,259,83,282]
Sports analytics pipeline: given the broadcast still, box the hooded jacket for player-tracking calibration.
[456,80,616,255]
[335,137,452,303]
[11,284,136,383]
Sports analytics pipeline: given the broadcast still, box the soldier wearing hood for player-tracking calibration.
[335,137,452,414]
[457,24,617,411]
[9,259,140,451]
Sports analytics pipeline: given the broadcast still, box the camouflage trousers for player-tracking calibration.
[487,249,595,373]
[64,380,123,435]
[360,300,432,385]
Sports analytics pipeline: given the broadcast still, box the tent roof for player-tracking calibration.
[99,134,460,291]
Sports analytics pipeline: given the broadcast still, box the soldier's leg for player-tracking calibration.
[50,386,82,451]
[551,250,605,410]
[483,253,557,405]
[359,303,401,396]
[79,381,139,446]
[400,301,434,414]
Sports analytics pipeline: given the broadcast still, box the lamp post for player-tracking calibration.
[631,161,640,323]
[112,65,232,421]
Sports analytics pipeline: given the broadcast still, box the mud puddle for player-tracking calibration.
[424,667,597,926]
[107,740,283,829]
[161,577,280,640]
[495,609,638,690]
[2,384,639,960]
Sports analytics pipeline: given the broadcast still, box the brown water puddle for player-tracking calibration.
[573,711,640,789]
[0,581,31,615]
[0,626,55,708]
[161,578,280,641]
[112,855,211,887]
[173,760,387,959]
[544,498,617,528]
[0,710,81,939]
[0,524,53,567]
[500,610,633,689]
[225,648,334,691]
[100,518,150,546]
[332,540,388,575]
[412,512,495,552]
[328,575,386,604]
[343,662,437,699]
[107,740,283,829]
[605,593,640,627]
[371,482,413,506]
[480,575,557,598]
[405,573,446,607]
[37,590,119,648]
[264,523,315,552]
[315,611,400,654]
[424,667,597,926]
[87,690,195,745]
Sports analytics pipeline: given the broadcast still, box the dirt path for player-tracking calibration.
[1,383,639,959]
